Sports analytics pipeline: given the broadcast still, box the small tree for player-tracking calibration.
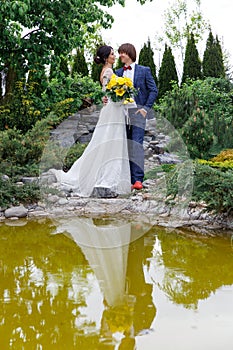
[181,107,213,158]
[182,32,202,84]
[139,39,158,84]
[203,31,225,78]
[91,62,102,83]
[60,56,70,77]
[158,44,178,99]
[71,49,89,77]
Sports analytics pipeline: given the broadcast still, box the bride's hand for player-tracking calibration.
[102,95,108,105]
[136,108,147,118]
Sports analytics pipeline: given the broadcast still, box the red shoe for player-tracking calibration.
[132,181,143,190]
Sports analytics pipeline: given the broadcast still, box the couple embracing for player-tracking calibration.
[52,43,158,198]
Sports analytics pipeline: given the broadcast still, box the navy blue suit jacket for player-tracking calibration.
[115,64,158,111]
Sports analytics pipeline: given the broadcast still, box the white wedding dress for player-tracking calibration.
[53,216,131,306]
[50,68,131,197]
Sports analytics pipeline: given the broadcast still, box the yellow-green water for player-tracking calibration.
[0,216,233,349]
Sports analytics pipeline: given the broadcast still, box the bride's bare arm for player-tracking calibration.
[101,68,113,91]
[101,68,113,104]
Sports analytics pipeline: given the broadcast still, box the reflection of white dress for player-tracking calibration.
[54,217,131,306]
[52,68,131,197]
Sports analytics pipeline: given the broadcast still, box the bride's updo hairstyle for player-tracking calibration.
[94,45,113,64]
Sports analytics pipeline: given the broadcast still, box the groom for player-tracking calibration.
[115,43,158,190]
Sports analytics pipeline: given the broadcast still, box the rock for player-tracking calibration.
[47,195,60,203]
[91,187,118,198]
[156,152,182,164]
[1,174,10,181]
[4,205,28,218]
[21,177,39,184]
[57,198,68,205]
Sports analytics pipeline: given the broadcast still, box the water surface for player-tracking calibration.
[0,216,233,349]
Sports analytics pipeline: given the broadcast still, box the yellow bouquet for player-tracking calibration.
[105,74,136,104]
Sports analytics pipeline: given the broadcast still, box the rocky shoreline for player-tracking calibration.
[1,181,232,235]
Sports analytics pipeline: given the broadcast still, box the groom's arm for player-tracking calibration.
[144,67,158,110]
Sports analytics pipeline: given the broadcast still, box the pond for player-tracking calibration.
[0,216,233,349]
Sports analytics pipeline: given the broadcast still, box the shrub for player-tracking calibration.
[0,176,40,209]
[181,108,214,159]
[193,162,233,213]
[0,80,42,132]
[0,111,67,177]
[63,143,87,171]
[156,77,233,155]
[198,149,233,170]
[211,149,233,162]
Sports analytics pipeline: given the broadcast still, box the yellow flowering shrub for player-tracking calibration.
[198,149,233,170]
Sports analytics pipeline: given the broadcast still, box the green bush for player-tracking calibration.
[44,74,103,108]
[0,111,66,177]
[0,80,42,132]
[156,77,233,155]
[0,176,40,209]
[193,162,233,213]
[63,142,87,171]
[146,161,233,214]
[181,108,214,159]
[0,75,103,134]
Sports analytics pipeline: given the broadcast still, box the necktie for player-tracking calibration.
[123,65,132,71]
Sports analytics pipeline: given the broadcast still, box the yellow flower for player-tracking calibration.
[124,77,133,88]
[106,74,117,89]
[115,88,126,96]
[116,77,126,85]
[123,97,135,104]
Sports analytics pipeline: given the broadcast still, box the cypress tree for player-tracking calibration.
[114,57,124,70]
[203,31,225,78]
[91,61,102,82]
[182,32,202,84]
[60,56,70,77]
[158,44,178,99]
[215,36,225,77]
[71,49,88,77]
[139,39,157,84]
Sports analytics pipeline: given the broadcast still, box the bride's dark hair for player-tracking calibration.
[94,45,113,64]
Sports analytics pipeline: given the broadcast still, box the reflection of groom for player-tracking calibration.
[115,43,158,190]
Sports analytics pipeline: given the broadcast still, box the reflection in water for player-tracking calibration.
[155,229,233,309]
[53,217,156,349]
[0,217,156,349]
[0,218,233,349]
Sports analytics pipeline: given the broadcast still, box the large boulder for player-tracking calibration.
[4,205,28,218]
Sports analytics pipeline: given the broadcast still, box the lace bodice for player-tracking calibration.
[101,68,113,91]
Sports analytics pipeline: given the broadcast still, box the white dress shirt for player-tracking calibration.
[123,63,137,108]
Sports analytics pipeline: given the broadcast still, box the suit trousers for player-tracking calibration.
[126,109,146,184]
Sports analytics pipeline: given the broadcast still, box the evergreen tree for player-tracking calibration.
[139,39,157,84]
[114,57,124,70]
[203,31,225,78]
[182,32,202,84]
[71,49,88,77]
[158,44,178,99]
[91,62,102,83]
[60,56,70,77]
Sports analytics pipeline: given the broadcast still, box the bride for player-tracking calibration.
[49,45,131,198]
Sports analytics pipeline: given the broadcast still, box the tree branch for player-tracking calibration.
[21,28,40,39]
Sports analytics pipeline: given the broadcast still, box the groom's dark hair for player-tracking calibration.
[118,43,136,62]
